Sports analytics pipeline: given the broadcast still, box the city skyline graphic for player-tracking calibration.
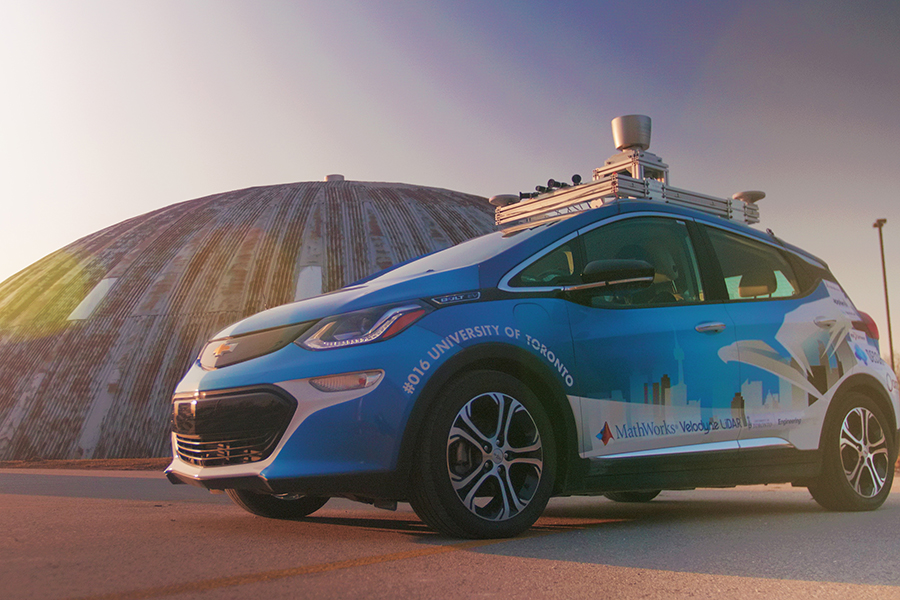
[581,285,875,455]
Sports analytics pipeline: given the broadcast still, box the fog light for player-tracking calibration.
[309,370,383,392]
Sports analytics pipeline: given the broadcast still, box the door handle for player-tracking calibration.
[814,317,836,329]
[695,322,726,334]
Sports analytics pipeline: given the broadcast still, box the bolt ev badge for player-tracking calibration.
[432,291,481,305]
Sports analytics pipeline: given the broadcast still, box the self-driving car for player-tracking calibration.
[167,116,899,538]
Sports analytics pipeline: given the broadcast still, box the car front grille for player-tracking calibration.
[171,386,297,468]
[175,430,280,467]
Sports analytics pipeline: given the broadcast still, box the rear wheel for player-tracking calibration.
[226,489,329,519]
[605,490,661,503]
[808,392,895,511]
[409,371,556,539]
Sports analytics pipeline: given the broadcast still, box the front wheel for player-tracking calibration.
[808,392,895,511]
[226,489,329,519]
[409,371,557,539]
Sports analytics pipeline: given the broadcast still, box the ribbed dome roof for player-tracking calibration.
[0,179,495,460]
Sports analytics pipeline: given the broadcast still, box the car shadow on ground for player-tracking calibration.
[540,495,828,522]
[209,490,845,542]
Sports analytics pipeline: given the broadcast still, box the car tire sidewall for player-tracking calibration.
[226,488,329,519]
[605,490,661,503]
[415,370,556,538]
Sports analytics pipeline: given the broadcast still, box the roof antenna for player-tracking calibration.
[732,191,766,205]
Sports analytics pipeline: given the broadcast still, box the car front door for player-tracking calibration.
[564,215,744,459]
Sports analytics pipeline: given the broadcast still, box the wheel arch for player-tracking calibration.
[396,341,580,496]
[806,372,898,510]
[831,374,898,438]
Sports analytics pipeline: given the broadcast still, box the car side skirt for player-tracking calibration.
[566,446,822,494]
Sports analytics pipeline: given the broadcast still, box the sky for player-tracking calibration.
[2,0,900,355]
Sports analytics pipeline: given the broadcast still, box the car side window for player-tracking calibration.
[704,226,800,300]
[580,217,704,306]
[509,241,579,287]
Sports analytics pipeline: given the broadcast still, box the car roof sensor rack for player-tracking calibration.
[492,115,761,227]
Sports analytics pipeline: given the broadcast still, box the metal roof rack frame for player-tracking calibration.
[493,115,762,227]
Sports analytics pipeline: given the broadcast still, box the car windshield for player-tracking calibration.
[372,221,559,281]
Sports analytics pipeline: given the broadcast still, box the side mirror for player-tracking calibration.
[567,259,655,293]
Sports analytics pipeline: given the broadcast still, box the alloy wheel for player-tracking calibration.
[840,406,890,498]
[446,391,543,521]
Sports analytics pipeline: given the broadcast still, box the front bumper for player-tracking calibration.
[165,368,410,495]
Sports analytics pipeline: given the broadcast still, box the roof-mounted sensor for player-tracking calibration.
[494,115,762,227]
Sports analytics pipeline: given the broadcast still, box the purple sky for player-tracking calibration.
[2,0,900,356]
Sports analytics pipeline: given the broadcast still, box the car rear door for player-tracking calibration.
[699,224,861,451]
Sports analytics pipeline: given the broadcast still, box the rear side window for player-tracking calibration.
[705,227,800,300]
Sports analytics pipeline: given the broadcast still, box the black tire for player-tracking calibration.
[409,371,557,539]
[226,489,329,519]
[808,392,895,511]
[605,490,661,503]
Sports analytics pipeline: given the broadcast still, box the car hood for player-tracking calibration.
[214,264,482,338]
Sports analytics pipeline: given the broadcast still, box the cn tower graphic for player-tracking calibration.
[670,336,688,406]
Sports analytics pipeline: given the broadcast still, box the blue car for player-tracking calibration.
[167,117,899,538]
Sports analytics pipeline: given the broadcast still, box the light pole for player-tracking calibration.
[873,218,894,368]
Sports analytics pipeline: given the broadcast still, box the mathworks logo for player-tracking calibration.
[597,422,614,446]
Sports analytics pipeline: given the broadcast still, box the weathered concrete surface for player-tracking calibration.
[0,180,493,461]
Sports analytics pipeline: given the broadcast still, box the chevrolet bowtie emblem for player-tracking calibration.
[213,342,237,357]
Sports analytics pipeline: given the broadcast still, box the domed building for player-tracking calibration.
[0,178,495,460]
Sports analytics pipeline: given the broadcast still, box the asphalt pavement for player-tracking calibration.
[3,469,899,599]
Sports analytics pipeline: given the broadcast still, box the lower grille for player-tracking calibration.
[171,386,297,468]
[175,430,280,467]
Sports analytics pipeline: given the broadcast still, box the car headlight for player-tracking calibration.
[199,322,313,370]
[297,303,430,351]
